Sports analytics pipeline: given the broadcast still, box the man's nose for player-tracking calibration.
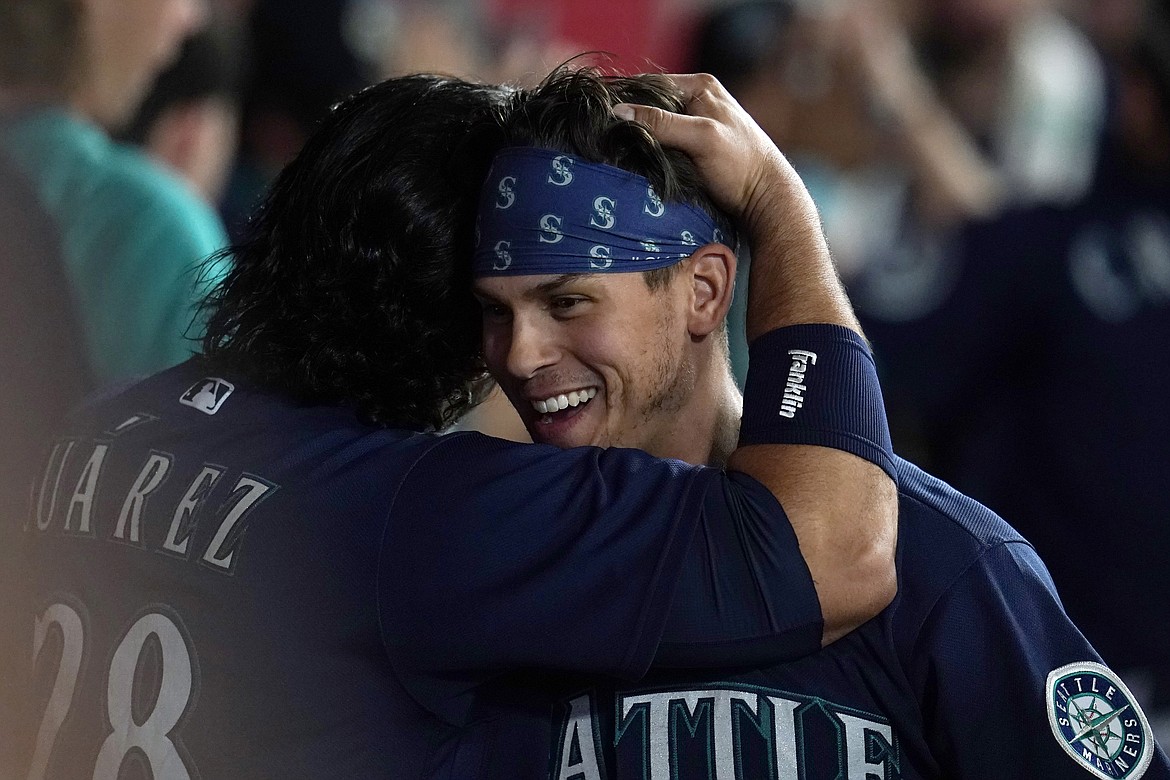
[506,316,559,379]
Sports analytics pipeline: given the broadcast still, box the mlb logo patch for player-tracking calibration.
[179,378,235,415]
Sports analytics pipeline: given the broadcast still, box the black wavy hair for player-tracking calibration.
[495,66,738,289]
[200,74,508,430]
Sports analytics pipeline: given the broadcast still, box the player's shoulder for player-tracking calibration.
[5,110,220,238]
[882,458,1062,655]
[34,117,229,254]
[890,457,1037,607]
[74,360,274,428]
[414,431,708,491]
[71,360,432,461]
[895,456,1025,548]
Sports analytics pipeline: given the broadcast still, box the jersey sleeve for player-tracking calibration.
[913,540,1170,778]
[379,433,822,723]
[655,470,822,668]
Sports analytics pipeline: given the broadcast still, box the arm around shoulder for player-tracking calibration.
[729,446,897,644]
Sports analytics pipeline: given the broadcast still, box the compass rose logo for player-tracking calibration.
[1047,662,1153,779]
[548,155,574,186]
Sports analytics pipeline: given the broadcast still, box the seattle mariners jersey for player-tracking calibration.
[530,459,1170,780]
[5,359,825,779]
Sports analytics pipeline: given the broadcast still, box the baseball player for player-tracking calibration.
[471,68,1170,779]
[3,72,896,777]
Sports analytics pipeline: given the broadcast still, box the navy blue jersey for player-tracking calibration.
[531,458,1170,779]
[6,360,824,779]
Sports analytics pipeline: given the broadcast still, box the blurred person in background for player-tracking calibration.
[346,0,491,80]
[120,19,247,208]
[835,0,1107,332]
[695,0,1169,740]
[0,0,221,764]
[862,0,1170,745]
[0,0,229,388]
[690,0,1107,392]
[219,0,372,238]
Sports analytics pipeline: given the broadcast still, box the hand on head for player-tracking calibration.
[613,73,816,240]
[614,72,845,336]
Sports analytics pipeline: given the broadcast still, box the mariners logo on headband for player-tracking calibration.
[473,147,723,277]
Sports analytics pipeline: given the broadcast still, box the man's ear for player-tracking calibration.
[685,243,737,338]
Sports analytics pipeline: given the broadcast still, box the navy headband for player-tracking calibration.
[472,146,724,277]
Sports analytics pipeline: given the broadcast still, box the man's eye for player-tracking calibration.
[551,297,584,311]
[480,303,510,320]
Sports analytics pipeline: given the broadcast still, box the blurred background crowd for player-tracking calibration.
[2,0,1168,745]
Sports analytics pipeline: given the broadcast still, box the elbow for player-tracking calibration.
[818,539,897,646]
[814,483,899,646]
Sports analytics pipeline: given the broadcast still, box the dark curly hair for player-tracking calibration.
[200,74,508,430]
[496,67,738,288]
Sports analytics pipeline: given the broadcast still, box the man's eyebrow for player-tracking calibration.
[530,274,598,297]
[472,274,600,304]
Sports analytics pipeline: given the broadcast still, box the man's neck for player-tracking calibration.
[707,381,743,467]
[703,368,742,467]
[654,349,742,468]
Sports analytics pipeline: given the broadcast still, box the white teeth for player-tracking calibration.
[531,387,598,413]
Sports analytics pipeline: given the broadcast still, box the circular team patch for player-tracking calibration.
[1047,662,1153,779]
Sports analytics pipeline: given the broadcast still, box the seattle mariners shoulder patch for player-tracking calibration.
[1047,661,1153,779]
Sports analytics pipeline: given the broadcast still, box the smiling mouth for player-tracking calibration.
[530,387,598,415]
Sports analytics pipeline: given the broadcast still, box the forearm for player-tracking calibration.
[728,123,897,644]
[617,74,899,642]
[738,158,860,340]
[884,76,1007,225]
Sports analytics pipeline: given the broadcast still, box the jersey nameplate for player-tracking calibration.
[553,683,900,780]
[29,435,277,576]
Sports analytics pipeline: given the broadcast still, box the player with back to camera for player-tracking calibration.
[2,71,897,777]
[471,67,1170,779]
